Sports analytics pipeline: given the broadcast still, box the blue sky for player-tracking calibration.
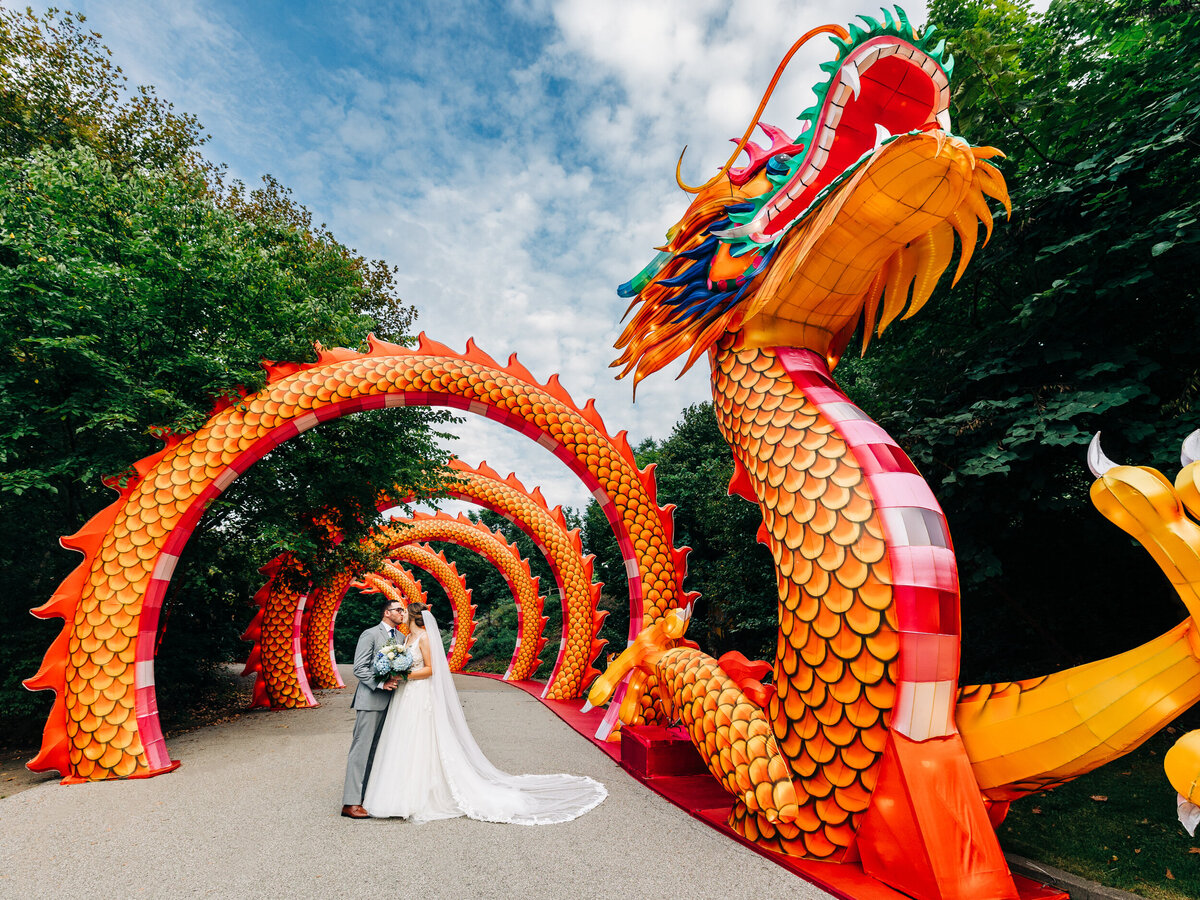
[43,0,983,513]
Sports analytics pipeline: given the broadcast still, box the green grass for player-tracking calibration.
[999,710,1200,900]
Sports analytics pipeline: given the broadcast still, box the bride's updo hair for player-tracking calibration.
[406,601,429,627]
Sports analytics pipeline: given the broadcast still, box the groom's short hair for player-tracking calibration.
[382,596,400,616]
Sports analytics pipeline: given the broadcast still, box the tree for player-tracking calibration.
[0,8,455,736]
[0,7,207,171]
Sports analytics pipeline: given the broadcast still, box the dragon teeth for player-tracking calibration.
[874,123,892,151]
[936,109,952,132]
[842,62,862,102]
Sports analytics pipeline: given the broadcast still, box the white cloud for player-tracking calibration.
[54,0,1015,515]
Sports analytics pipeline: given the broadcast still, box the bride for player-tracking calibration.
[363,601,607,823]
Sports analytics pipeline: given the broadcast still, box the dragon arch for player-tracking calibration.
[247,541,478,707]
[351,556,480,675]
[368,512,548,681]
[589,7,1200,899]
[355,563,427,619]
[25,335,690,783]
[299,571,354,691]
[383,547,476,673]
[280,459,603,698]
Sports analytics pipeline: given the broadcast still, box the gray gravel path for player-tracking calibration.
[0,670,833,900]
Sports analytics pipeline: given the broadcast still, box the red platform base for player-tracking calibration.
[620,725,708,779]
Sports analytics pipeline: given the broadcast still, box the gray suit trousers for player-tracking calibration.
[342,707,388,806]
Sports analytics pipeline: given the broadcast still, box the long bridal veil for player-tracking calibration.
[422,611,607,825]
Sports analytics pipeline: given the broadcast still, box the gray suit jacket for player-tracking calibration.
[351,622,401,711]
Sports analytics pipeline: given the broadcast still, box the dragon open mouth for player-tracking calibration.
[614,8,1007,386]
[719,29,952,246]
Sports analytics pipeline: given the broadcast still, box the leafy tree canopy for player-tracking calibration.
[0,7,455,733]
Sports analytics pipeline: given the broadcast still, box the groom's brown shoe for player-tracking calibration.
[340,805,369,819]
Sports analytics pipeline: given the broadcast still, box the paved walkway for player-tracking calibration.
[0,671,833,900]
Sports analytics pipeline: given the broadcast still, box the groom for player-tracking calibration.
[341,598,406,818]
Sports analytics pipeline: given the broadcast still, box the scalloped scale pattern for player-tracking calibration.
[711,335,897,859]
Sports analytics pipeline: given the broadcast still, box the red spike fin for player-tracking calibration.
[476,460,503,480]
[542,373,575,407]
[240,644,262,677]
[33,566,90,621]
[581,398,607,433]
[22,627,72,691]
[719,650,776,708]
[261,359,306,383]
[639,463,660,508]
[366,333,410,355]
[756,522,770,546]
[503,354,537,385]
[462,338,501,369]
[416,333,457,357]
[613,430,634,464]
[315,345,365,365]
[728,457,757,502]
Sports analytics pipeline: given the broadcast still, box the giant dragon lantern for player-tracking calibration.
[591,8,1200,900]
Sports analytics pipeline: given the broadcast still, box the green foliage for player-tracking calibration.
[0,9,455,731]
[0,7,208,171]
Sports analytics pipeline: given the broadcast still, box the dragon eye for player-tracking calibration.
[766,155,793,176]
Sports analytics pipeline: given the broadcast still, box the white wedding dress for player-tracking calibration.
[363,611,607,824]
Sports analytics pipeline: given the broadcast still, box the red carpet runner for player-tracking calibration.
[466,673,1066,900]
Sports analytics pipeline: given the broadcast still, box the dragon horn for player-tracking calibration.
[676,23,850,194]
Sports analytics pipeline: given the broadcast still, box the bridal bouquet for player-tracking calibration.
[373,638,414,682]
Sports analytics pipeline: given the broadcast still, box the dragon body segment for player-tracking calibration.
[386,546,476,672]
[241,554,318,709]
[301,570,353,690]
[438,460,605,687]
[595,7,1200,896]
[355,565,426,617]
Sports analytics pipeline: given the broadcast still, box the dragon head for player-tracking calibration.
[614,7,1010,385]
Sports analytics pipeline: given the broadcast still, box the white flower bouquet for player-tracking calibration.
[372,638,414,682]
